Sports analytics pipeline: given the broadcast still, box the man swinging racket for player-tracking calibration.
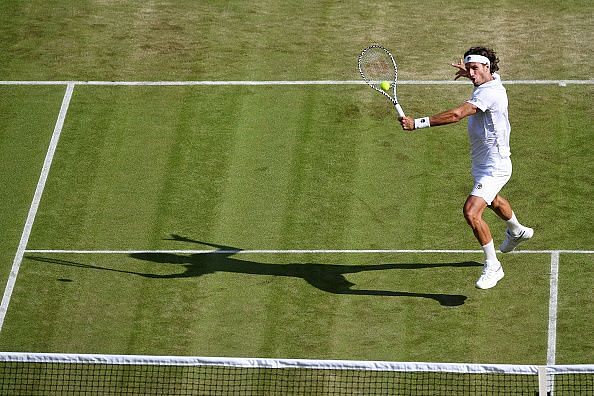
[399,46,533,289]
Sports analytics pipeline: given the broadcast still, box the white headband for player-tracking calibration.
[464,54,490,65]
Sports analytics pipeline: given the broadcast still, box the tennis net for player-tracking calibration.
[0,352,592,395]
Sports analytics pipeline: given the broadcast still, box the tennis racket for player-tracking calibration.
[358,44,405,118]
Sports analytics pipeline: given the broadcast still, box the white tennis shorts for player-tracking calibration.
[470,160,512,205]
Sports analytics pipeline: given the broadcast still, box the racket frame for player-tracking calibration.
[358,44,405,118]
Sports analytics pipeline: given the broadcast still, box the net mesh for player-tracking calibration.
[0,354,592,395]
[549,370,594,395]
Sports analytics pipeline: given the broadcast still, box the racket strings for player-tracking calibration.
[358,47,397,88]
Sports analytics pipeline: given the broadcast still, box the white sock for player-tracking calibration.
[482,240,499,263]
[506,212,523,235]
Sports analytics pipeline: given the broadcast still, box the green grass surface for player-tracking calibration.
[0,86,65,285]
[0,1,592,81]
[4,252,549,364]
[0,0,592,375]
[0,84,591,366]
[556,253,594,364]
[22,85,594,252]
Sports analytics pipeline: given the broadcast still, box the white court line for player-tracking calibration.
[547,251,560,366]
[25,249,484,254]
[1,80,593,86]
[0,83,75,331]
[24,249,594,254]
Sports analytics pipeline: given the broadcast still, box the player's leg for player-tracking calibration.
[463,195,492,245]
[463,195,503,289]
[490,194,534,252]
[489,194,513,221]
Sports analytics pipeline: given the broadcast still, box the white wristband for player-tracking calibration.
[414,117,431,129]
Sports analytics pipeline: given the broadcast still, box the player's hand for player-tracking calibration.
[399,116,415,131]
[452,58,470,80]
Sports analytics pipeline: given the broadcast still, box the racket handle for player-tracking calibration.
[395,103,405,118]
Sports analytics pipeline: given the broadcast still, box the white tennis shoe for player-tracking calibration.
[500,227,534,253]
[476,260,504,289]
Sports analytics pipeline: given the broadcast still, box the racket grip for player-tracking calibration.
[395,103,405,118]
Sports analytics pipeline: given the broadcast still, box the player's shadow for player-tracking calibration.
[28,235,481,307]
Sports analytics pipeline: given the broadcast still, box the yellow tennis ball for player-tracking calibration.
[380,81,391,91]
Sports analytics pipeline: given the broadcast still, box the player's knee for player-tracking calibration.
[463,205,481,227]
[491,194,509,208]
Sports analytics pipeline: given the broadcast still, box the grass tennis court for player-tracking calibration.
[0,82,591,367]
[0,0,592,388]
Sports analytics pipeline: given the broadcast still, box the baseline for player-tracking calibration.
[1,80,593,86]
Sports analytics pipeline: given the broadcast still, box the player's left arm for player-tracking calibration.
[400,102,478,131]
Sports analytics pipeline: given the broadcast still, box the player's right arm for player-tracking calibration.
[400,102,478,131]
[427,102,478,126]
[399,60,478,131]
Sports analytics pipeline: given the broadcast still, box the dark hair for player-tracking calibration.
[464,47,499,73]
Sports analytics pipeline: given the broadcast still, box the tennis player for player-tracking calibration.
[399,46,533,289]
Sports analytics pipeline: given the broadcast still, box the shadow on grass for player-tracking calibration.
[28,235,482,307]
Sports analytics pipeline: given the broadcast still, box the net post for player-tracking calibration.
[538,366,548,396]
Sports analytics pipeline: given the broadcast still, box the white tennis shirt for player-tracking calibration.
[465,73,512,177]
